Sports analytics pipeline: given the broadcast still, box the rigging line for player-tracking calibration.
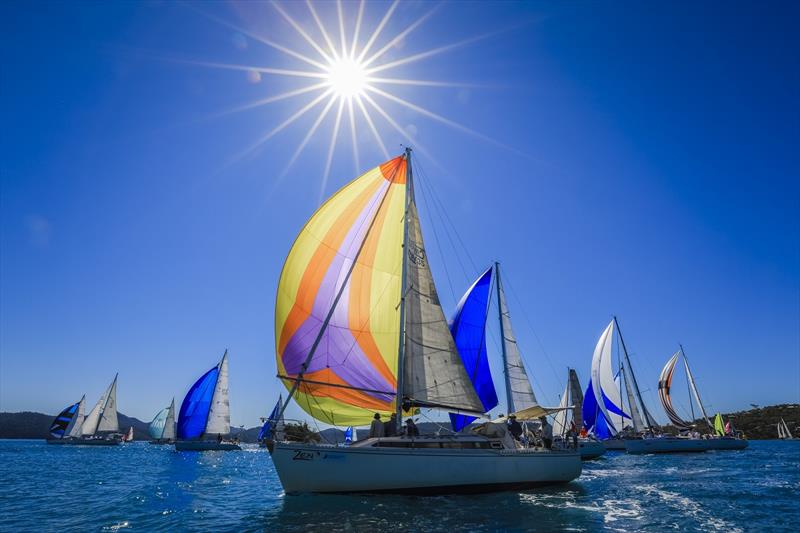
[416,166,457,303]
[414,156,479,274]
[415,160,472,286]
[501,272,563,388]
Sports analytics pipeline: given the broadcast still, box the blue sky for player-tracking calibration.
[2,1,798,429]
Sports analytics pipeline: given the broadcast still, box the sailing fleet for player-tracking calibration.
[46,151,780,495]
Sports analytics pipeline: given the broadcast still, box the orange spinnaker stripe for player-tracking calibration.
[380,156,406,183]
[278,177,384,355]
[299,368,394,411]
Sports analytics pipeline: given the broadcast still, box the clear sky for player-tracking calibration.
[2,1,798,429]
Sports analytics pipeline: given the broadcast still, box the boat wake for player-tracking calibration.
[636,484,742,532]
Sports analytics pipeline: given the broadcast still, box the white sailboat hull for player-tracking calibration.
[602,438,627,450]
[174,440,241,451]
[706,437,748,451]
[271,440,582,494]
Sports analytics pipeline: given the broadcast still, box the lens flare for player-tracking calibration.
[325,57,367,98]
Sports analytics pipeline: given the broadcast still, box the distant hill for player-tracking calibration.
[0,411,150,440]
[659,403,800,440]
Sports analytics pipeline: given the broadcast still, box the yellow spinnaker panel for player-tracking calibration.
[275,157,407,425]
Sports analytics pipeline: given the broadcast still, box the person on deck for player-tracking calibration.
[369,413,384,438]
[384,413,398,437]
[567,421,578,450]
[405,418,419,437]
[540,417,553,449]
[508,415,523,441]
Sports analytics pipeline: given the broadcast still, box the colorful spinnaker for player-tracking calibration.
[274,153,483,427]
[449,267,498,432]
[657,346,713,432]
[714,413,725,436]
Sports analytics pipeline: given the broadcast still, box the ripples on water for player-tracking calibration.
[0,440,797,531]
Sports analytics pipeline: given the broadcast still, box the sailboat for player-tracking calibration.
[777,418,794,440]
[582,318,656,450]
[268,151,581,494]
[175,351,241,451]
[258,395,284,449]
[123,426,134,442]
[553,369,606,460]
[46,396,85,444]
[625,345,748,453]
[48,375,121,445]
[148,398,176,444]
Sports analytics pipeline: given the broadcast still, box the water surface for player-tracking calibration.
[0,440,797,531]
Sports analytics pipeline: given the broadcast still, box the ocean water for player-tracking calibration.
[0,440,797,532]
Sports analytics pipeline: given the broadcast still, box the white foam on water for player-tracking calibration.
[636,484,742,532]
[519,492,643,524]
[102,521,130,531]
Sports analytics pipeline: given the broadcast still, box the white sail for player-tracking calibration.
[496,267,539,413]
[149,407,169,439]
[97,375,119,432]
[82,377,115,435]
[552,381,570,437]
[402,200,483,414]
[205,352,231,435]
[590,321,620,433]
[66,396,86,438]
[682,350,712,429]
[163,398,176,440]
[778,421,786,439]
[621,361,644,433]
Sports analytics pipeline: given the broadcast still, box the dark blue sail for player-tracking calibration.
[177,366,220,439]
[583,380,614,439]
[49,401,79,438]
[448,267,498,432]
[258,396,282,441]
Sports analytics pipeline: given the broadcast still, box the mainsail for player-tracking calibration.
[620,361,645,433]
[82,375,119,435]
[658,352,692,430]
[162,398,176,440]
[274,153,483,426]
[495,263,538,414]
[681,346,712,430]
[205,351,231,435]
[568,369,584,429]
[552,381,570,437]
[448,267,498,431]
[49,397,84,439]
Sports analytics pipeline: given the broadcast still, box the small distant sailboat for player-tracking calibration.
[582,318,656,450]
[148,398,177,444]
[553,369,605,460]
[268,152,581,494]
[258,395,284,449]
[777,418,795,440]
[46,396,85,443]
[625,346,748,454]
[123,426,134,442]
[175,351,241,451]
[48,375,121,445]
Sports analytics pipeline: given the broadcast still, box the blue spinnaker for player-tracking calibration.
[177,367,219,439]
[448,267,498,432]
[49,401,79,438]
[258,396,282,441]
[583,380,617,439]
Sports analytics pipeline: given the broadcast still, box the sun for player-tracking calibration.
[325,57,368,99]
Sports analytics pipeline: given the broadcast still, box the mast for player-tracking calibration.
[681,344,712,430]
[613,317,655,429]
[495,262,515,414]
[395,147,412,433]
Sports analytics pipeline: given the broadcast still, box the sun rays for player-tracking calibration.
[186,0,506,199]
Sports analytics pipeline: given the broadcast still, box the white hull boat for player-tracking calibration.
[46,436,119,446]
[602,438,626,450]
[625,437,709,454]
[272,436,581,494]
[706,437,748,451]
[175,440,241,451]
